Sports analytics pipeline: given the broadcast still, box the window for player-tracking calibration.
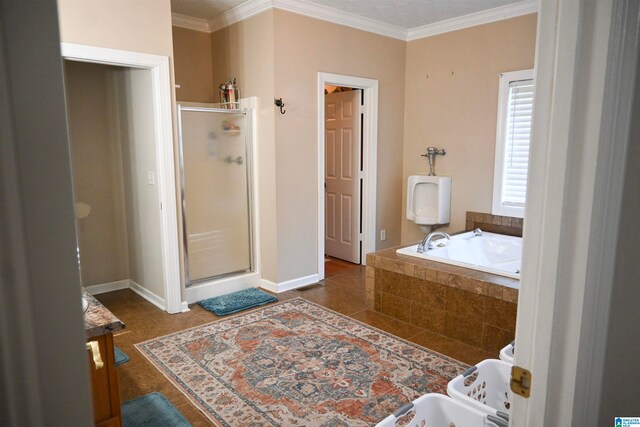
[492,69,535,218]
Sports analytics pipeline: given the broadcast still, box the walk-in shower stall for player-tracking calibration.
[178,101,259,300]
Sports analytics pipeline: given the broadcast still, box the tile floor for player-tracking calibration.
[97,265,496,426]
[324,256,360,277]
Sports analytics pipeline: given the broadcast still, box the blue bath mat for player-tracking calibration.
[198,288,278,316]
[114,346,129,366]
[121,392,190,427]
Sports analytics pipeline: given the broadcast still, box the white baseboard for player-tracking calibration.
[128,280,166,311]
[85,279,181,313]
[184,271,260,304]
[180,301,190,312]
[259,279,278,293]
[260,274,321,293]
[84,279,130,295]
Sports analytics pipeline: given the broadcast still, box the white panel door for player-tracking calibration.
[325,89,361,263]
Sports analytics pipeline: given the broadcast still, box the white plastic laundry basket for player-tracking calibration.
[447,359,513,419]
[499,341,515,364]
[376,393,508,427]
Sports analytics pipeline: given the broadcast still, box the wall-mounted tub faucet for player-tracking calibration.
[473,228,483,237]
[417,231,451,253]
[421,147,447,176]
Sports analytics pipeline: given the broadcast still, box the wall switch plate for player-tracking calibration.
[380,229,386,241]
[147,171,155,186]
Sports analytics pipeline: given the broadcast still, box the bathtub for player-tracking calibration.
[396,231,522,279]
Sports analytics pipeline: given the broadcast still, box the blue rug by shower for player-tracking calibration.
[114,346,129,366]
[198,287,278,316]
[122,392,190,427]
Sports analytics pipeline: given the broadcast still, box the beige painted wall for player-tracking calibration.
[210,11,278,282]
[273,10,406,282]
[210,10,406,284]
[57,0,173,57]
[64,61,129,286]
[172,27,215,103]
[116,68,166,298]
[401,14,537,244]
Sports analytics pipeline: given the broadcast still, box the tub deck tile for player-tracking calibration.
[503,287,519,303]
[486,283,505,299]
[482,324,515,353]
[379,271,414,300]
[445,287,486,322]
[444,312,484,348]
[485,298,518,332]
[413,280,446,310]
[379,292,411,323]
[410,301,446,334]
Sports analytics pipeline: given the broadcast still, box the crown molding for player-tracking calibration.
[271,0,407,40]
[208,0,272,33]
[406,0,539,41]
[171,13,211,32]
[179,0,539,41]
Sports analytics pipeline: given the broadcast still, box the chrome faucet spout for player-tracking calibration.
[417,231,451,253]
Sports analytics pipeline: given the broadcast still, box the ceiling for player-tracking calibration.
[171,0,527,30]
[171,0,243,20]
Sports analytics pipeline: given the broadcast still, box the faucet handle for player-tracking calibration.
[425,146,446,156]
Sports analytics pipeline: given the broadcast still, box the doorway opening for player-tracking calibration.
[61,43,182,313]
[317,73,379,280]
[324,85,363,268]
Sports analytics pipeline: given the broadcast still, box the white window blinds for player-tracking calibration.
[492,69,535,218]
[501,79,534,207]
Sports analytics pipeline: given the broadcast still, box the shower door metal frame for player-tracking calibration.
[177,104,255,287]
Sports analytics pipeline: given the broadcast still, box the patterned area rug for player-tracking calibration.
[136,298,467,426]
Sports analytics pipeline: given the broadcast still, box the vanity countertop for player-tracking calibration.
[83,289,125,338]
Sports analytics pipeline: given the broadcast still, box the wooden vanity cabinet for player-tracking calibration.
[87,333,122,427]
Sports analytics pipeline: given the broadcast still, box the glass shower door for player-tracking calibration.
[178,106,252,284]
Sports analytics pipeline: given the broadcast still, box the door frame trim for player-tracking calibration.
[317,73,378,279]
[323,88,362,264]
[512,0,640,424]
[60,42,182,314]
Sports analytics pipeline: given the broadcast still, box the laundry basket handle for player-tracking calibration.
[496,410,510,421]
[462,365,478,377]
[487,414,509,427]
[393,402,414,418]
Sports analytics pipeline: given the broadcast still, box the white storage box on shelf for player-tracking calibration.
[376,393,508,427]
[447,359,513,421]
[500,341,515,364]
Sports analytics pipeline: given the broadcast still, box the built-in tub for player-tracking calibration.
[366,227,521,354]
[396,231,522,280]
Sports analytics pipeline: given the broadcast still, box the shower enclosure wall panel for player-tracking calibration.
[179,106,253,284]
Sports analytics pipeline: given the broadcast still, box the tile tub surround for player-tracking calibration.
[465,211,523,237]
[366,247,518,353]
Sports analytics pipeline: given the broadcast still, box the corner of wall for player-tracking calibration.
[210,10,279,283]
